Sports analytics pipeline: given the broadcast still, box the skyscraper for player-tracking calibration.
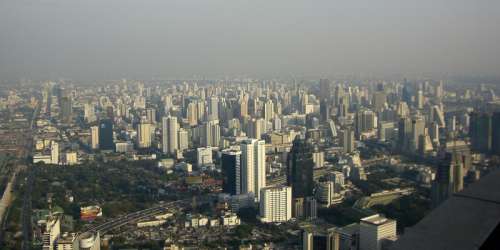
[137,122,152,148]
[162,116,178,154]
[202,120,220,147]
[492,112,500,155]
[287,137,314,199]
[208,96,219,121]
[59,96,72,123]
[259,186,292,223]
[469,112,493,154]
[221,149,242,195]
[359,214,397,250]
[240,139,266,201]
[51,141,59,165]
[319,79,331,101]
[98,119,114,151]
[339,128,355,153]
[431,147,469,207]
[91,126,99,150]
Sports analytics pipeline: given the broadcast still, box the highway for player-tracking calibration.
[80,199,190,236]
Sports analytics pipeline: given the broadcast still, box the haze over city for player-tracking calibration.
[1,0,500,80]
[1,1,500,250]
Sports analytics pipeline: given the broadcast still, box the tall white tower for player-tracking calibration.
[240,139,266,201]
[162,116,178,154]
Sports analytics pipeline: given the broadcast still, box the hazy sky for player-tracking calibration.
[1,0,499,80]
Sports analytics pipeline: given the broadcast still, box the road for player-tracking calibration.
[0,166,20,228]
[80,199,190,236]
[21,165,33,250]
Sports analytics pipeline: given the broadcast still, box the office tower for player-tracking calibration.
[51,141,59,165]
[59,96,72,123]
[259,186,292,223]
[303,228,340,250]
[197,147,213,167]
[312,149,325,169]
[241,139,266,201]
[98,119,114,151]
[359,214,397,250]
[355,110,375,137]
[90,126,99,150]
[339,128,355,153]
[416,90,424,109]
[177,128,189,151]
[316,181,335,207]
[137,122,152,148]
[273,117,282,131]
[411,117,425,153]
[372,91,386,111]
[431,149,468,207]
[320,99,330,123]
[196,101,205,121]
[430,105,445,128]
[396,101,410,118]
[287,137,314,199]
[493,112,500,155]
[84,102,96,123]
[221,149,242,195]
[187,102,198,126]
[264,99,274,121]
[162,116,179,154]
[319,79,331,101]
[238,97,248,118]
[247,118,266,140]
[429,122,440,145]
[378,121,395,142]
[469,112,492,153]
[202,120,220,147]
[146,108,156,124]
[398,117,412,152]
[208,96,219,121]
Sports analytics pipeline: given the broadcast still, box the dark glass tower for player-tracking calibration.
[287,137,314,199]
[492,112,500,155]
[99,119,114,151]
[221,149,241,195]
[469,112,492,153]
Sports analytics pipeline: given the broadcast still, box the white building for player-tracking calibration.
[90,126,99,150]
[316,181,335,207]
[197,147,213,166]
[240,139,266,201]
[137,122,152,148]
[51,141,59,165]
[359,214,397,250]
[162,116,179,154]
[259,186,292,223]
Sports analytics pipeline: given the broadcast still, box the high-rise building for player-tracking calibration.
[208,96,219,121]
[186,102,198,126]
[221,149,242,195]
[137,122,152,148]
[378,121,395,142]
[493,112,500,155]
[247,118,266,140]
[60,96,72,123]
[319,79,331,101]
[162,116,178,154]
[51,141,59,165]
[264,99,274,121]
[411,117,425,153]
[287,137,314,199]
[355,110,375,137]
[202,120,220,147]
[469,112,493,154]
[197,147,213,167]
[177,128,189,151]
[98,119,114,151]
[359,214,397,250]
[339,128,355,153]
[372,91,386,111]
[259,186,292,223]
[241,139,266,201]
[90,126,99,150]
[316,181,335,207]
[398,117,412,152]
[431,147,469,207]
[416,90,424,109]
